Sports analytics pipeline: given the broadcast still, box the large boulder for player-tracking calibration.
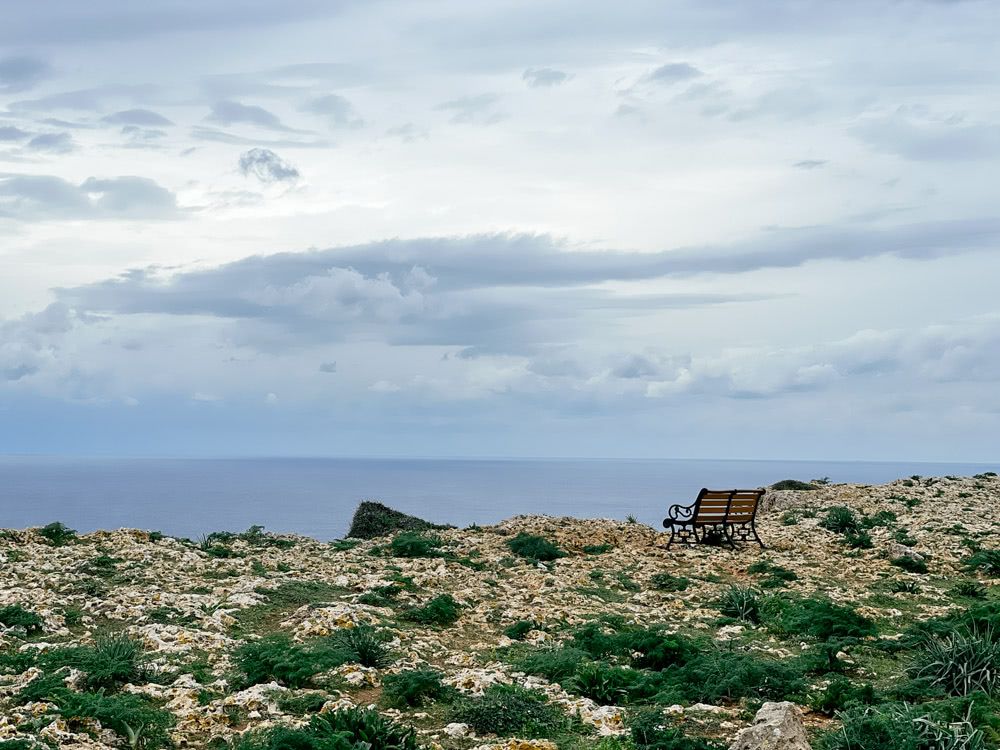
[729,702,811,750]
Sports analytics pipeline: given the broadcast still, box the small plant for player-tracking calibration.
[811,675,878,715]
[568,661,640,705]
[507,533,565,562]
[965,549,1000,576]
[583,543,613,554]
[891,555,929,574]
[781,511,801,526]
[400,594,462,626]
[862,510,897,528]
[60,691,174,749]
[952,581,988,599]
[381,667,451,708]
[0,605,44,636]
[844,529,873,549]
[771,479,817,491]
[650,573,689,592]
[820,506,859,534]
[451,683,565,738]
[333,625,393,668]
[233,633,352,688]
[504,620,537,640]
[389,531,444,558]
[629,708,724,749]
[910,627,1000,697]
[37,522,76,546]
[233,707,420,750]
[887,579,920,594]
[515,646,590,682]
[772,595,878,640]
[747,559,798,588]
[76,631,149,692]
[715,586,762,623]
[275,691,328,714]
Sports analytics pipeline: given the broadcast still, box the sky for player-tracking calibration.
[1,0,999,461]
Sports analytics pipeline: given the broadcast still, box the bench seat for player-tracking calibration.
[663,488,766,549]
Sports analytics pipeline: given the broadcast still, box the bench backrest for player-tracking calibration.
[693,488,765,524]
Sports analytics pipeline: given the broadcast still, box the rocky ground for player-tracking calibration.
[1,472,999,750]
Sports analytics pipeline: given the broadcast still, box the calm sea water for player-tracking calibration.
[0,456,995,540]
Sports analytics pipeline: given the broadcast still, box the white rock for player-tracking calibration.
[729,701,810,750]
[444,722,469,737]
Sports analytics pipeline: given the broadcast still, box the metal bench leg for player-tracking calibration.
[723,525,737,550]
[666,526,677,550]
[751,522,765,549]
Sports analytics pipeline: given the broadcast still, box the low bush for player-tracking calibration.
[233,707,420,750]
[892,555,929,574]
[910,627,1000,697]
[61,691,174,749]
[37,522,76,546]
[233,633,352,688]
[347,501,447,540]
[820,507,860,534]
[862,510,898,528]
[583,544,613,554]
[684,649,808,703]
[451,683,566,738]
[389,531,444,558]
[400,594,462,626]
[504,620,536,640]
[965,549,1000,576]
[747,560,798,588]
[274,691,328,715]
[953,581,988,599]
[507,533,565,562]
[332,625,393,669]
[715,586,762,623]
[773,595,877,641]
[819,703,987,750]
[569,661,643,705]
[650,573,689,592]
[381,667,451,708]
[516,646,590,682]
[0,605,44,636]
[770,480,817,491]
[75,632,149,692]
[811,675,879,715]
[629,709,725,749]
[844,529,873,549]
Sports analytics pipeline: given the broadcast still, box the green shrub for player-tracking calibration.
[233,633,352,688]
[650,573,689,592]
[507,533,565,562]
[965,549,1000,576]
[820,507,860,534]
[952,581,988,599]
[819,703,986,750]
[238,525,296,549]
[0,740,44,750]
[629,709,725,749]
[333,625,393,668]
[569,661,642,705]
[451,683,566,738]
[347,501,447,540]
[892,555,929,574]
[515,647,590,682]
[910,628,1000,696]
[275,691,328,715]
[747,560,798,588]
[811,675,879,715]
[76,632,149,692]
[771,595,877,640]
[887,579,920,594]
[381,667,451,708]
[0,605,44,635]
[682,649,808,703]
[37,522,76,546]
[844,529,873,549]
[60,691,174,749]
[504,620,536,640]
[233,707,420,750]
[862,510,898,528]
[770,480,817,491]
[583,544,613,554]
[389,531,444,558]
[715,586,762,623]
[255,580,345,608]
[400,594,462,626]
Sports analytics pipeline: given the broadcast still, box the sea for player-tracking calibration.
[0,456,995,541]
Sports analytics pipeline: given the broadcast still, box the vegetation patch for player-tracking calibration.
[451,683,568,738]
[347,501,448,540]
[400,594,462,626]
[233,707,420,750]
[507,532,566,562]
[381,667,452,708]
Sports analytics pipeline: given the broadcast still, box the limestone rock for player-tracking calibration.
[729,702,810,750]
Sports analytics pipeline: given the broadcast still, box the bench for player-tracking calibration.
[663,488,766,549]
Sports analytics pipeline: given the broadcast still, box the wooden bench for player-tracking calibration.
[663,488,766,549]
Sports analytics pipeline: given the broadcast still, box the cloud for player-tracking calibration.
[0,174,179,220]
[793,159,827,169]
[300,94,363,128]
[189,126,329,148]
[101,108,174,126]
[0,126,31,141]
[238,148,300,183]
[434,94,504,124]
[648,62,702,84]
[385,123,428,142]
[205,100,297,132]
[318,361,337,373]
[0,55,51,93]
[523,68,570,87]
[10,84,159,113]
[852,107,1000,161]
[25,132,75,153]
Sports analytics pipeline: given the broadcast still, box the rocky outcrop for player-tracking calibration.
[729,702,811,750]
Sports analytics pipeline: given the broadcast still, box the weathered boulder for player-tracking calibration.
[729,701,810,750]
[887,542,924,561]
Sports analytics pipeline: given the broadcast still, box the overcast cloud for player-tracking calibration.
[1,0,999,460]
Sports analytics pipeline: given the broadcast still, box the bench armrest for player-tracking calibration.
[666,503,695,522]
